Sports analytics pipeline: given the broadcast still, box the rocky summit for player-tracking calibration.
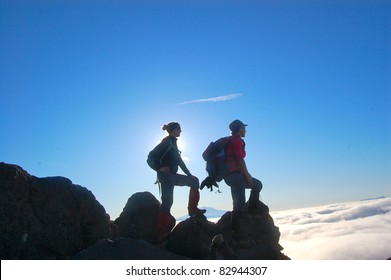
[0,163,289,260]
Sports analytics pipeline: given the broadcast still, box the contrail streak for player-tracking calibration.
[178,93,242,105]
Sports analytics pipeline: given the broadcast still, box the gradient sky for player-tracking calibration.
[1,0,390,219]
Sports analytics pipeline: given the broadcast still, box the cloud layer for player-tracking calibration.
[271,197,391,260]
[178,93,242,105]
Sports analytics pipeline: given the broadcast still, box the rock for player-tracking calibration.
[73,237,189,260]
[0,163,110,259]
[216,200,290,260]
[0,163,290,260]
[166,215,220,259]
[208,234,239,260]
[114,192,175,243]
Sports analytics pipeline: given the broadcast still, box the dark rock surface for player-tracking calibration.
[166,215,220,259]
[113,192,175,243]
[0,163,109,259]
[165,200,289,260]
[73,238,189,260]
[216,201,288,259]
[1,162,289,260]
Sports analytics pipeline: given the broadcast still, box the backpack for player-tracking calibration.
[202,136,232,182]
[147,138,173,171]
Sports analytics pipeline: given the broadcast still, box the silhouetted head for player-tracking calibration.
[162,122,182,137]
[229,119,247,135]
[162,122,180,133]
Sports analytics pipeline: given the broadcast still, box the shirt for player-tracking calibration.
[225,135,246,173]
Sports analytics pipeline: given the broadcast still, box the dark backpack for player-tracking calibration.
[202,136,232,182]
[147,138,173,171]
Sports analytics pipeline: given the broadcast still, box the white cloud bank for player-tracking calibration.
[178,93,242,105]
[271,197,391,260]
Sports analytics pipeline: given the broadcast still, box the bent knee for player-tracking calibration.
[190,177,200,189]
[253,178,263,192]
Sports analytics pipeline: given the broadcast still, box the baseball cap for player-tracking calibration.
[229,119,247,132]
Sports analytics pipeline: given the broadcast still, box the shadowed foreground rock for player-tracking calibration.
[216,201,287,259]
[1,163,289,260]
[113,192,175,243]
[73,238,189,260]
[166,201,289,260]
[0,163,109,259]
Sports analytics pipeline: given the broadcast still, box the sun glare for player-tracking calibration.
[177,137,186,152]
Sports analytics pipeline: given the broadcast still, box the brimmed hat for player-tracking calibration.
[229,119,247,132]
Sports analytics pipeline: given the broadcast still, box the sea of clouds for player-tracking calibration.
[271,197,391,260]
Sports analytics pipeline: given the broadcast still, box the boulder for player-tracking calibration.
[114,192,175,243]
[165,200,289,260]
[0,163,109,259]
[216,200,290,260]
[166,215,220,259]
[73,237,188,260]
[0,163,290,260]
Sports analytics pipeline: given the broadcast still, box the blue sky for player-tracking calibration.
[1,0,390,219]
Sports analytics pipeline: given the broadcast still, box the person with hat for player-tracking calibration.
[224,119,263,242]
[148,122,206,240]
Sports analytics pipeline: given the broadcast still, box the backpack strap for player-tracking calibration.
[153,138,173,197]
[159,137,173,165]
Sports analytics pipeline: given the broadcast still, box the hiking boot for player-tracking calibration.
[188,188,206,216]
[188,207,206,216]
[248,190,260,216]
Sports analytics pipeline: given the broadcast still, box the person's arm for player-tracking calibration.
[231,137,253,187]
[238,159,253,188]
[178,158,192,176]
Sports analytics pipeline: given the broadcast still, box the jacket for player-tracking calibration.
[148,136,191,176]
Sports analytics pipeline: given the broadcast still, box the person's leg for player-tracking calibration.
[224,173,247,211]
[172,174,205,215]
[172,173,199,188]
[224,173,247,241]
[156,172,175,237]
[158,172,175,212]
[248,177,263,215]
[250,177,263,192]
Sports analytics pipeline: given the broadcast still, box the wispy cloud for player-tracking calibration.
[178,93,242,105]
[271,197,391,260]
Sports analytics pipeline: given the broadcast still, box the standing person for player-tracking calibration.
[147,122,206,238]
[224,119,263,242]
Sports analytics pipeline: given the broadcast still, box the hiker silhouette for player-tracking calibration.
[222,120,263,242]
[147,122,206,239]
